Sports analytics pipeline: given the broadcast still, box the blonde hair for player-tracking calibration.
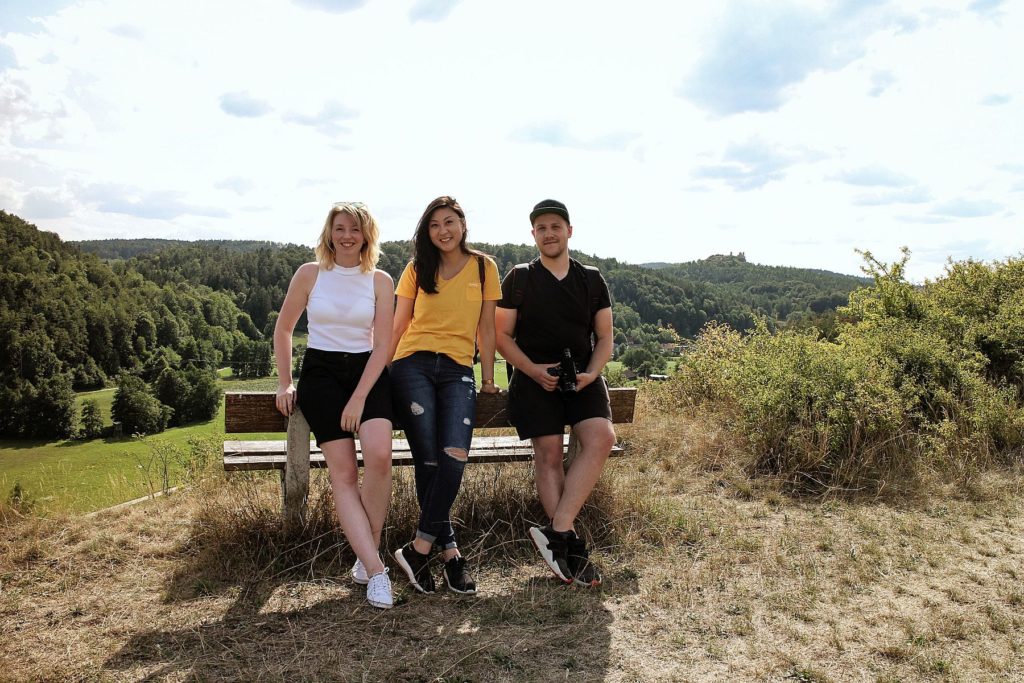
[314,202,381,273]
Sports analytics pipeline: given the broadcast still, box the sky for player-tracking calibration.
[1,0,1021,280]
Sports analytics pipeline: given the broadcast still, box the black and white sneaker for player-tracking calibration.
[529,525,573,584]
[567,533,602,588]
[443,555,477,595]
[394,542,436,594]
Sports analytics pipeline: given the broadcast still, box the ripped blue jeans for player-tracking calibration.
[390,351,477,550]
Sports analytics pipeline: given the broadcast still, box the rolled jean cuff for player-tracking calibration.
[415,529,457,550]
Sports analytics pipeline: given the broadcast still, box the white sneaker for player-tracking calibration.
[351,558,369,585]
[366,568,393,609]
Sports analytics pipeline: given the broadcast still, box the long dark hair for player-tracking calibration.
[412,195,486,294]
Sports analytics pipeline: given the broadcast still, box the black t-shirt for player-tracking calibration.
[498,258,612,365]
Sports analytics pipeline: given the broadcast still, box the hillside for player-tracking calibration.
[70,238,295,260]
[0,213,262,438]
[73,237,865,338]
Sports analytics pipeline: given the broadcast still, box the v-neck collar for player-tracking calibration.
[439,255,472,283]
[538,258,572,283]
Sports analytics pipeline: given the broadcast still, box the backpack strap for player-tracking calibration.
[509,262,531,309]
[581,264,603,318]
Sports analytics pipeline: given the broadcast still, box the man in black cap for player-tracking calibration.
[496,199,615,587]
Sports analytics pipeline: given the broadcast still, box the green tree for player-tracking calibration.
[112,373,170,435]
[25,374,77,439]
[232,339,273,379]
[179,366,222,423]
[78,399,106,439]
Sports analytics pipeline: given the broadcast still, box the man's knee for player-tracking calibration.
[578,421,616,455]
[532,437,564,468]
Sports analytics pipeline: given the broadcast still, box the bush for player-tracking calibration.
[77,399,105,439]
[232,339,273,379]
[0,373,78,439]
[179,366,221,423]
[602,364,629,388]
[25,373,77,439]
[154,366,221,426]
[660,252,1024,494]
[112,373,170,435]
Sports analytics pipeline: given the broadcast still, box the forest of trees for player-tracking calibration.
[75,237,864,343]
[1,212,266,438]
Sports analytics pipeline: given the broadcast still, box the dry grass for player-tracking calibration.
[2,395,1023,682]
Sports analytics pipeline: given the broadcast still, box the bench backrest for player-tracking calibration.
[224,388,637,433]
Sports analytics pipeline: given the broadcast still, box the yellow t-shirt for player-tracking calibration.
[394,256,502,367]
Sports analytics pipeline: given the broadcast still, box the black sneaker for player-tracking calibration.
[567,533,602,588]
[529,525,573,583]
[443,555,477,595]
[394,542,435,594]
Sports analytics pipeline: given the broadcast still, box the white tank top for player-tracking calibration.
[305,265,376,352]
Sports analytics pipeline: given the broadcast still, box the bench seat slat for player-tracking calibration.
[224,443,626,471]
[224,434,572,457]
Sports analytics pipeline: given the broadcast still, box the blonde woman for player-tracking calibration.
[274,201,395,609]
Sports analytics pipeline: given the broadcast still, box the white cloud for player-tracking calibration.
[692,139,819,191]
[109,24,143,40]
[219,92,272,118]
[930,198,1003,218]
[0,0,1019,282]
[834,165,915,188]
[291,0,366,13]
[852,186,931,205]
[82,183,231,219]
[409,0,460,23]
[867,70,897,97]
[215,177,255,195]
[281,100,357,137]
[969,0,1008,17]
[510,122,638,152]
[679,1,913,115]
[980,93,1011,106]
[20,188,73,219]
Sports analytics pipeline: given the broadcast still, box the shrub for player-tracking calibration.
[232,339,273,379]
[154,366,221,426]
[660,251,1024,493]
[112,373,170,435]
[24,373,77,439]
[77,399,105,439]
[179,366,221,423]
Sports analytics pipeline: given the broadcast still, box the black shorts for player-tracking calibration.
[507,369,612,440]
[296,348,393,447]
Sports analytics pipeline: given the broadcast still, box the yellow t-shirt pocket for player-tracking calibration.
[465,282,483,303]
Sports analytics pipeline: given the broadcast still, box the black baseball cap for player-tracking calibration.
[529,199,570,224]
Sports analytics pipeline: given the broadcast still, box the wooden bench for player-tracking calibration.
[223,388,638,530]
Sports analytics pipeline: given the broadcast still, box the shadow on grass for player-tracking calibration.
[105,464,648,680]
[0,438,56,451]
[107,554,635,682]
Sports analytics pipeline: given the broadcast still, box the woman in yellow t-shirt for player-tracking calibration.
[389,196,501,596]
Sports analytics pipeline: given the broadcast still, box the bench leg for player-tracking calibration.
[283,408,311,534]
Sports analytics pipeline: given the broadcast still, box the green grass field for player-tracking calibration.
[1,374,284,514]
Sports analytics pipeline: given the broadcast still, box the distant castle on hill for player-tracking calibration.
[705,251,747,262]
